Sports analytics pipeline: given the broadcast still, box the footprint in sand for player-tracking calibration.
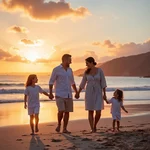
[22,134,27,136]
[96,138,102,142]
[51,139,62,142]
[16,139,23,141]
[81,138,92,141]
[45,144,51,147]
[43,148,49,150]
[80,130,87,132]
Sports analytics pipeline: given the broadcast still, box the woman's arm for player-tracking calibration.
[103,87,106,98]
[24,95,27,109]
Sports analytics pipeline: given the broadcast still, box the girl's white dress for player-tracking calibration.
[109,97,123,120]
[80,68,107,110]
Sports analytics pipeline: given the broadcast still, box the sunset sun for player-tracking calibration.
[25,51,39,62]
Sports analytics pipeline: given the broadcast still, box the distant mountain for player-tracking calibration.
[74,51,150,76]
[73,68,86,76]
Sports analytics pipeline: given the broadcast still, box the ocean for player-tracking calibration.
[0,74,150,126]
[0,75,150,104]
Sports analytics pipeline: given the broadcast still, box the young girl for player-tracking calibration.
[106,89,128,132]
[24,74,49,135]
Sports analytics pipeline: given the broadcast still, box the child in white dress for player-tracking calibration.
[24,74,49,135]
[106,89,128,132]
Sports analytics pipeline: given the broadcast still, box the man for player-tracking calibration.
[49,54,78,133]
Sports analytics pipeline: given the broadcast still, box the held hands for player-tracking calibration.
[75,92,80,99]
[49,93,54,100]
[103,94,107,100]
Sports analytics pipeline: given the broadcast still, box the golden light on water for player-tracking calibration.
[0,102,112,127]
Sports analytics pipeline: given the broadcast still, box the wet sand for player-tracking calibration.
[0,114,150,150]
[0,102,150,149]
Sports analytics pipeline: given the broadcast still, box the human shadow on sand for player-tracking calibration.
[29,135,47,150]
[61,131,106,150]
[61,128,150,150]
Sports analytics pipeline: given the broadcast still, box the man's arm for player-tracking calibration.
[72,84,80,99]
[49,68,57,100]
[72,84,77,93]
[49,84,54,99]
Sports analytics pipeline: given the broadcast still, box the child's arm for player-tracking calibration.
[42,91,49,97]
[24,95,27,109]
[105,97,113,104]
[105,99,109,104]
[121,106,128,113]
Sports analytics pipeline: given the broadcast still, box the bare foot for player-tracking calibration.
[62,129,71,134]
[93,127,97,133]
[35,127,39,133]
[55,125,61,132]
[111,129,115,132]
[30,132,35,135]
[90,129,95,133]
[117,128,121,132]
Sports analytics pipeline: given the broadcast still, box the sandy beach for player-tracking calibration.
[0,103,150,150]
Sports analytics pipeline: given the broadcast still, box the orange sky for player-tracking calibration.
[0,0,150,73]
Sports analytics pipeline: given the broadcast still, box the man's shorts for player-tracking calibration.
[56,97,73,112]
[28,106,40,115]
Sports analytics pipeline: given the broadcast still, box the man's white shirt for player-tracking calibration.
[49,65,75,98]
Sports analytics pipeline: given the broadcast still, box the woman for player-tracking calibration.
[76,57,107,133]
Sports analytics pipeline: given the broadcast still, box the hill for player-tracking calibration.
[74,51,150,76]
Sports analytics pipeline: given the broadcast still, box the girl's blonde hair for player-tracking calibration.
[25,74,37,87]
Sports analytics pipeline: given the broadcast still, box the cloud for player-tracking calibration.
[34,50,100,65]
[92,42,101,46]
[8,25,29,33]
[103,40,116,48]
[33,46,70,63]
[92,39,150,58]
[73,51,99,63]
[20,39,43,46]
[0,48,28,62]
[113,40,150,56]
[0,48,12,59]
[10,46,20,51]
[5,55,28,62]
[50,46,70,61]
[92,40,116,48]
[21,39,34,45]
[35,58,51,63]
[2,0,90,21]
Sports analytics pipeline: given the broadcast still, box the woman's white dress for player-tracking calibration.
[80,68,107,111]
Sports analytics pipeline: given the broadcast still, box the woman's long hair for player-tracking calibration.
[116,89,123,102]
[25,74,36,87]
[85,57,97,74]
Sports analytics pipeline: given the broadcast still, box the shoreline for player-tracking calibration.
[1,112,150,129]
[0,98,150,103]
[1,102,150,127]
